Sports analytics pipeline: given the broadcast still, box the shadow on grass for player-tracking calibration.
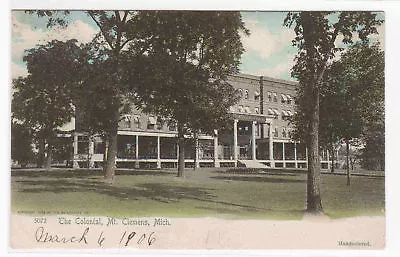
[211,175,306,183]
[13,176,287,213]
[196,205,305,218]
[14,178,214,202]
[215,168,307,176]
[11,169,171,179]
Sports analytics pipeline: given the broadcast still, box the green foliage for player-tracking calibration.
[284,11,383,211]
[25,10,247,176]
[11,122,35,166]
[285,12,383,145]
[335,43,384,169]
[12,40,84,167]
[128,11,247,136]
[12,40,83,134]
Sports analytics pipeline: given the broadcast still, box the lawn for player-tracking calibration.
[10,168,385,220]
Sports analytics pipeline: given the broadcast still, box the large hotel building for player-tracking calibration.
[70,73,331,170]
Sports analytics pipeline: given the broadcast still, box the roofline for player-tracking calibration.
[228,73,298,86]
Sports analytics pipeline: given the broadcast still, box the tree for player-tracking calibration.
[11,121,35,167]
[29,11,159,180]
[127,11,247,176]
[328,43,384,173]
[28,11,247,179]
[284,12,383,213]
[12,40,82,168]
[320,59,363,185]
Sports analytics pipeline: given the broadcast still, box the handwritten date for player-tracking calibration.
[119,231,156,246]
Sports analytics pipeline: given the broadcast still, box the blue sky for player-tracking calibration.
[11,11,384,81]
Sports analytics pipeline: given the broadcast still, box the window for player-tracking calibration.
[268,108,274,115]
[238,105,244,113]
[238,88,243,98]
[147,116,157,129]
[244,89,249,99]
[168,122,177,131]
[268,108,279,119]
[268,92,272,102]
[274,128,279,137]
[281,94,288,104]
[156,117,164,130]
[244,106,251,113]
[255,107,259,114]
[77,136,88,154]
[281,110,288,120]
[282,129,287,138]
[273,93,277,102]
[119,114,131,129]
[132,115,140,129]
[287,95,292,104]
[284,110,293,120]
[94,141,105,154]
[273,108,280,119]
[254,91,260,101]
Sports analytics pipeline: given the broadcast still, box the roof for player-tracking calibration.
[228,73,298,87]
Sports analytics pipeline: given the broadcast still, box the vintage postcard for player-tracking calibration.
[8,1,395,255]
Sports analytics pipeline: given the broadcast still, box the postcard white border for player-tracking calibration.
[3,0,400,257]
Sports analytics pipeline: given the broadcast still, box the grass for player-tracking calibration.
[10,168,385,220]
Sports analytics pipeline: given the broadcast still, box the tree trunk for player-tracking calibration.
[330,145,335,173]
[37,137,45,168]
[306,85,323,213]
[103,139,108,169]
[104,109,119,181]
[44,139,52,169]
[346,140,351,186]
[177,121,185,177]
[87,137,92,169]
[301,13,324,214]
[193,131,198,171]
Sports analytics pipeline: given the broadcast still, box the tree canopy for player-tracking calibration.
[24,10,247,178]
[12,39,83,168]
[124,11,247,175]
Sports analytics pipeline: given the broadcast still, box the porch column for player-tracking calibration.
[195,138,200,169]
[305,147,308,169]
[282,142,286,168]
[156,136,161,169]
[89,139,94,168]
[176,142,179,168]
[269,123,274,168]
[251,121,257,160]
[327,149,330,170]
[73,134,79,168]
[135,135,139,168]
[294,142,298,169]
[213,130,220,167]
[233,119,238,167]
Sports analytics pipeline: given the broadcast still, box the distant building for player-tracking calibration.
[69,73,331,169]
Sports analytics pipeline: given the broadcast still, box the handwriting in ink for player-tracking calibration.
[35,226,89,244]
[119,231,156,246]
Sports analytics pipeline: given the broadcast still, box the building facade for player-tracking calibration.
[71,73,331,169]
